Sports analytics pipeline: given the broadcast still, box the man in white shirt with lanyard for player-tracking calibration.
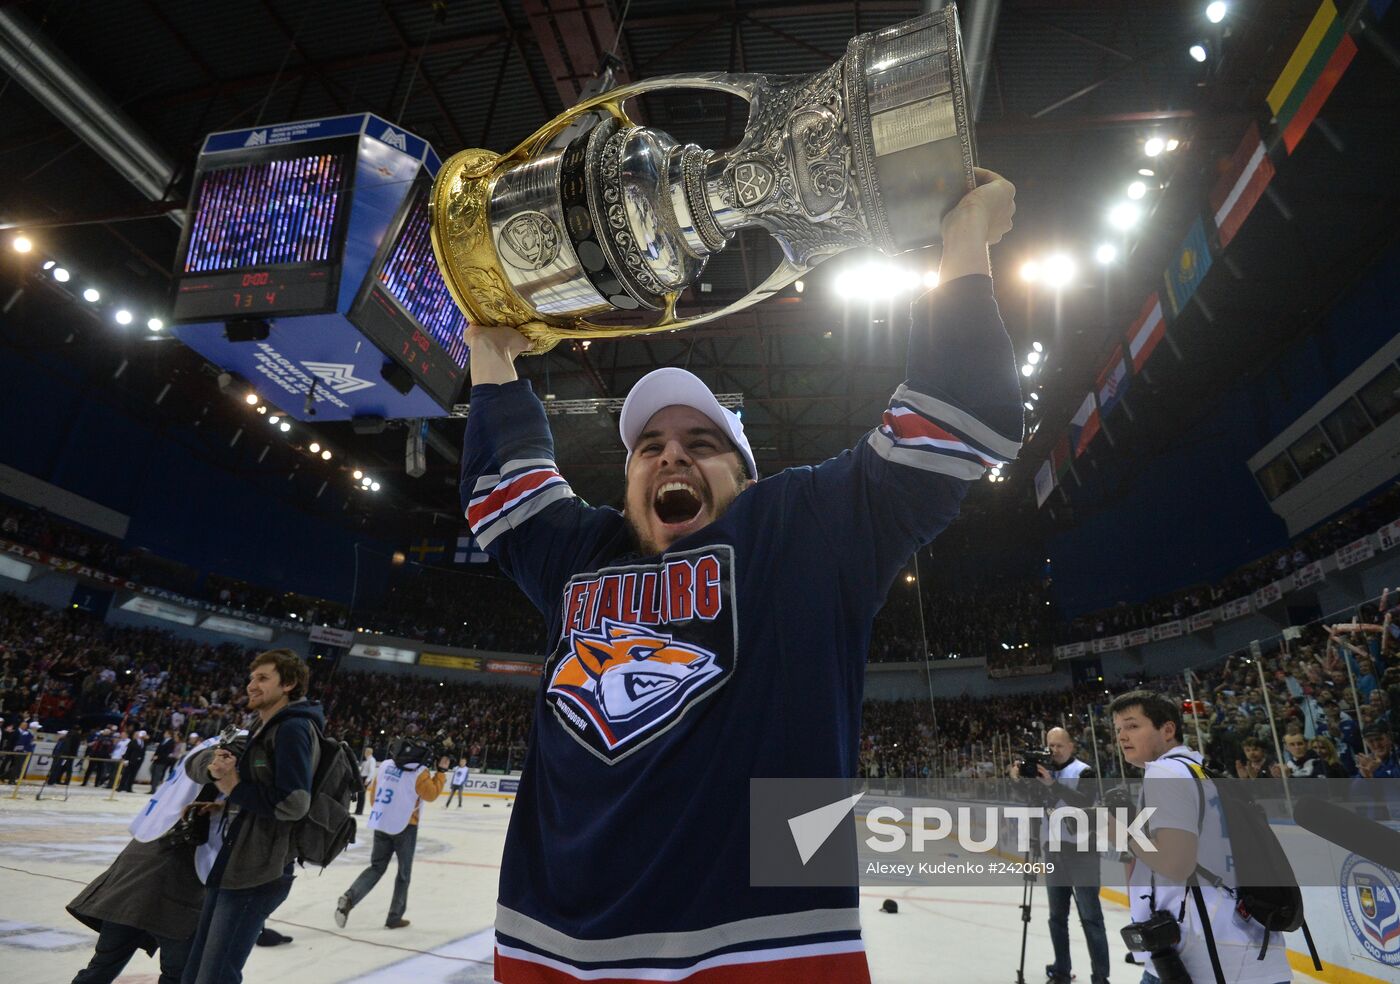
[445,757,469,808]
[1108,689,1290,984]
[334,737,447,930]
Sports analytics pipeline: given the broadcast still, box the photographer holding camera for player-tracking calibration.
[1108,690,1290,984]
[1012,727,1111,984]
[334,737,448,930]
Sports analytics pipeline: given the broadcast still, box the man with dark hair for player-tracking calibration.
[1108,689,1289,984]
[462,172,1021,980]
[179,648,322,984]
[1235,737,1279,779]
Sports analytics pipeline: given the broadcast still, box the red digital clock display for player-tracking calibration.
[173,266,336,321]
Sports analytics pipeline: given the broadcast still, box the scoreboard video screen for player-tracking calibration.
[172,143,354,321]
[349,176,469,409]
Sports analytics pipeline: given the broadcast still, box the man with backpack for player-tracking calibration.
[1108,689,1292,984]
[334,738,448,930]
[179,649,322,984]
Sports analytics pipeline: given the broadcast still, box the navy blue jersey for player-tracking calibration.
[462,275,1022,982]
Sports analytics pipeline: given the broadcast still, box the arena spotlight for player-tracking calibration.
[1027,350,1041,365]
[244,393,259,405]
[1144,137,1165,157]
[1127,181,1147,200]
[1021,364,1035,378]
[83,287,100,302]
[12,235,32,253]
[1108,202,1142,230]
[1030,391,1040,401]
[147,318,164,332]
[353,469,363,480]
[114,309,133,325]
[1041,253,1076,288]
[794,279,805,294]
[1032,341,1043,353]
[256,405,268,415]
[1138,168,1155,177]
[834,260,920,300]
[1024,401,1035,411]
[279,422,291,433]
[922,271,940,289]
[309,442,321,454]
[53,267,71,282]
[1095,243,1118,265]
[1019,260,1041,283]
[1206,2,1227,24]
[321,450,332,461]
[1189,43,1208,63]
[371,481,381,492]
[268,415,280,425]
[1166,138,1180,152]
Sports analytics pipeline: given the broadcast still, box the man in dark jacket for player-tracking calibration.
[48,728,83,787]
[118,729,147,793]
[151,729,177,790]
[180,649,320,984]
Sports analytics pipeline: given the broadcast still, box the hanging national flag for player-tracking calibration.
[1162,217,1213,317]
[1210,124,1277,249]
[1096,345,1129,418]
[1266,0,1359,155]
[1127,293,1167,372]
[1034,460,1055,508]
[1051,433,1072,481]
[1070,393,1099,457]
[408,539,447,564]
[454,534,490,565]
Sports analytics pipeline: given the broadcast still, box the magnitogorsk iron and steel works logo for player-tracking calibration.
[1338,852,1400,967]
[546,546,736,763]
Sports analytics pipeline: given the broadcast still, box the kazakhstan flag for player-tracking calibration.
[1163,216,1213,317]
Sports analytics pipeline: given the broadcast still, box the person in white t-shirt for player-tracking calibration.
[445,757,469,808]
[1108,689,1290,984]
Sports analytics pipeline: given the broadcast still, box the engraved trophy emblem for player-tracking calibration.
[430,5,977,354]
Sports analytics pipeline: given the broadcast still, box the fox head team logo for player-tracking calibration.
[1339,853,1400,966]
[546,547,737,763]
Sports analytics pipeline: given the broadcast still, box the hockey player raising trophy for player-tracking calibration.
[429,5,979,352]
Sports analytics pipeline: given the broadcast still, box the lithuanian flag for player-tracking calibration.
[1266,0,1359,154]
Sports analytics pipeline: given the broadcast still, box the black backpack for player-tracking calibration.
[294,726,361,869]
[1178,759,1322,983]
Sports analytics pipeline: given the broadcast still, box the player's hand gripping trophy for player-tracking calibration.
[430,5,982,354]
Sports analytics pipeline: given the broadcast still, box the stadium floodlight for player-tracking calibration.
[353,469,363,480]
[114,309,133,325]
[1206,2,1227,24]
[83,287,100,302]
[1027,350,1041,365]
[834,260,920,300]
[1024,401,1035,411]
[922,271,940,289]
[147,318,164,332]
[43,260,56,270]
[1127,181,1147,200]
[371,481,381,492]
[53,267,71,282]
[12,235,32,253]
[1189,43,1208,63]
[1020,260,1041,283]
[1144,137,1165,157]
[1109,202,1142,230]
[279,422,291,433]
[244,393,259,405]
[1030,391,1039,401]
[309,442,321,454]
[268,415,280,425]
[794,279,805,294]
[1032,341,1043,353]
[1095,243,1118,265]
[321,450,332,461]
[1138,168,1155,177]
[1021,364,1035,377]
[1166,138,1180,152]
[1041,253,1076,288]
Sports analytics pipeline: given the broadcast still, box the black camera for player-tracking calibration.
[1121,910,1191,984]
[1015,746,1051,778]
[1102,784,1135,814]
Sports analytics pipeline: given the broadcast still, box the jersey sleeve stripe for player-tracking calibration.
[473,484,576,549]
[882,407,1007,469]
[468,466,571,529]
[866,427,988,480]
[890,384,1022,462]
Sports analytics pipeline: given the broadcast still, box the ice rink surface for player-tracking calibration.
[0,785,1158,984]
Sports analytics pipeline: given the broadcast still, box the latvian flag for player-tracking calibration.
[1127,293,1166,373]
[1069,393,1099,458]
[1266,0,1358,155]
[1210,124,1276,249]
[1095,346,1129,418]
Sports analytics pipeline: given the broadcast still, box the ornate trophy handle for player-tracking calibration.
[483,74,815,352]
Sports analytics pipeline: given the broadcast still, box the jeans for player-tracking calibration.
[445,786,463,807]
[72,919,191,984]
[1047,884,1110,983]
[180,871,294,984]
[343,825,417,922]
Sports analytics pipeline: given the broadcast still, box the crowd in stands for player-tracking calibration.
[868,575,1054,664]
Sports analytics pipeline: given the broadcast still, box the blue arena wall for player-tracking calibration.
[0,323,393,605]
[1049,241,1400,616]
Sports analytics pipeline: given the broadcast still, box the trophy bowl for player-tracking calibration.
[430,5,977,354]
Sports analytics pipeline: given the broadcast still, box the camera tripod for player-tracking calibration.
[1014,842,1041,984]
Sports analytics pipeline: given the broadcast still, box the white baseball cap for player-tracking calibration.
[619,368,756,479]
[27,721,39,729]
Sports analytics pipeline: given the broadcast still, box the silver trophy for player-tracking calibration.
[430,5,976,354]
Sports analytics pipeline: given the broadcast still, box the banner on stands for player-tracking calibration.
[1378,519,1400,551]
[1125,628,1151,647]
[1293,560,1325,588]
[420,652,484,671]
[1150,620,1184,642]
[310,625,355,647]
[1221,597,1253,620]
[0,536,140,591]
[1188,611,1215,633]
[1335,536,1376,570]
[1253,581,1285,610]
[486,659,542,676]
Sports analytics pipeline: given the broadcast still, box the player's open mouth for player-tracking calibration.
[654,480,704,526]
